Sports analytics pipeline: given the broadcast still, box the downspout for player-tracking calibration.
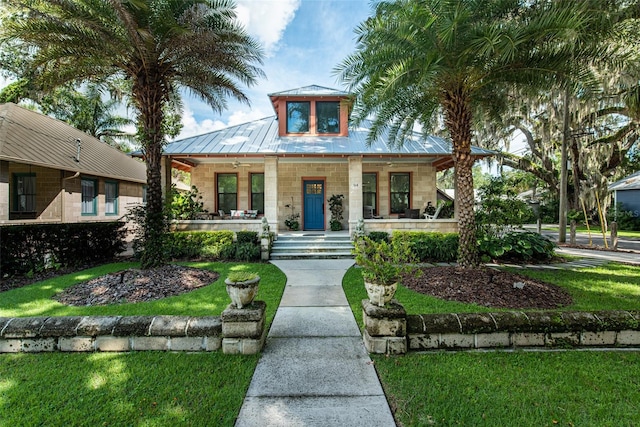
[61,171,80,222]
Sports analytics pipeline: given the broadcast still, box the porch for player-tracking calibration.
[172,217,458,235]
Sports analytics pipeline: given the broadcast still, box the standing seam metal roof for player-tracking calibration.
[0,103,146,183]
[162,116,493,160]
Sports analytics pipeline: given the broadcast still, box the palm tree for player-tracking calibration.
[2,0,264,268]
[335,0,625,267]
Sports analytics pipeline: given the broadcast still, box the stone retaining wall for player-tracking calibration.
[362,300,640,354]
[0,303,267,355]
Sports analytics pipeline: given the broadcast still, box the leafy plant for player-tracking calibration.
[328,194,344,231]
[476,176,536,238]
[478,231,556,262]
[226,271,259,283]
[353,236,416,285]
[284,197,300,230]
[170,185,207,220]
[367,231,390,243]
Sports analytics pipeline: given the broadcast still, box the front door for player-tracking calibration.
[303,180,325,230]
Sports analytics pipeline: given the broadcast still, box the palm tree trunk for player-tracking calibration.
[443,86,479,268]
[134,74,168,269]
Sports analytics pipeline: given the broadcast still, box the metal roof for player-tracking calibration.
[163,116,493,171]
[267,85,351,97]
[609,170,640,191]
[0,102,146,183]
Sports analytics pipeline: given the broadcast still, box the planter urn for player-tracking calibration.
[364,281,398,307]
[225,276,260,309]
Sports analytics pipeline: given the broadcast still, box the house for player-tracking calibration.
[159,85,492,235]
[609,170,640,216]
[0,102,147,224]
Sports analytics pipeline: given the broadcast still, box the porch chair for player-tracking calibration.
[363,205,382,219]
[218,210,230,219]
[423,202,443,220]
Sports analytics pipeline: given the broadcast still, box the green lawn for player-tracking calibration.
[0,261,286,426]
[0,352,258,426]
[344,262,640,426]
[374,351,640,426]
[0,261,286,323]
[542,224,640,238]
[343,263,640,326]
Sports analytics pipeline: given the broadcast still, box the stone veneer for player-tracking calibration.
[0,307,266,355]
[362,300,640,354]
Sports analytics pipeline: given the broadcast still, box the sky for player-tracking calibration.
[178,0,372,140]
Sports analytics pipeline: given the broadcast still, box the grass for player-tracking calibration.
[0,260,286,426]
[343,263,640,323]
[0,261,286,323]
[344,262,640,426]
[0,352,258,426]
[374,351,640,426]
[542,224,640,238]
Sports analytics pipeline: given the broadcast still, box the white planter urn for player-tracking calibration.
[225,276,260,309]
[364,281,398,307]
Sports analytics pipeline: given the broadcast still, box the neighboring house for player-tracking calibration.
[158,85,492,235]
[0,102,146,224]
[609,170,640,216]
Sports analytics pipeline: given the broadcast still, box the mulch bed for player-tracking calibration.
[52,265,219,306]
[402,266,573,309]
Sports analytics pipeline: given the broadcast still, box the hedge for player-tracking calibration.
[0,222,126,277]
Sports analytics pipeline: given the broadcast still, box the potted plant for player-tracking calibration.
[225,271,260,309]
[353,236,416,306]
[328,194,344,231]
[284,197,300,231]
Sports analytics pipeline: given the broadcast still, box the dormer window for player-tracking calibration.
[287,101,310,133]
[317,101,340,134]
[270,85,352,137]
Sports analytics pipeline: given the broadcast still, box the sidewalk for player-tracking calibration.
[235,259,396,427]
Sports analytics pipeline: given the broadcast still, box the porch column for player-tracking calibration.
[264,156,279,234]
[348,156,363,237]
[0,161,8,221]
[161,156,172,202]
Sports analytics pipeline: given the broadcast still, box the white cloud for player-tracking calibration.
[236,0,301,55]
[177,108,227,139]
[176,107,270,140]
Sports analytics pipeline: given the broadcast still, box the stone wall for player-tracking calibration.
[362,300,640,354]
[1,305,267,355]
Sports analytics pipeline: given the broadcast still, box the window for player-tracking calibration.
[251,173,264,214]
[286,101,310,133]
[390,173,410,214]
[316,101,340,134]
[81,178,98,215]
[362,173,377,214]
[13,173,36,212]
[217,173,237,213]
[105,181,119,215]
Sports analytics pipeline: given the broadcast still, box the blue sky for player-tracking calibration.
[179,0,372,139]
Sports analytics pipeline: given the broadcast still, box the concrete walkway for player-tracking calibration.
[235,259,396,427]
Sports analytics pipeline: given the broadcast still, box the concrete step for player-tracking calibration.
[271,234,354,260]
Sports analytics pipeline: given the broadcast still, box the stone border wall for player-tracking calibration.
[362,300,640,354]
[0,303,267,355]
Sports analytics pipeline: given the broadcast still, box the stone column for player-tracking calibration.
[264,156,279,234]
[348,156,363,237]
[221,301,267,355]
[361,299,407,355]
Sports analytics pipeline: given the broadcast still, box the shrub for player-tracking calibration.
[165,231,234,260]
[608,203,640,231]
[392,231,459,262]
[367,231,390,243]
[0,222,125,277]
[170,185,207,220]
[234,242,260,261]
[236,231,258,244]
[478,231,555,263]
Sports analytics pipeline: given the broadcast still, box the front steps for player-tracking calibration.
[270,233,354,260]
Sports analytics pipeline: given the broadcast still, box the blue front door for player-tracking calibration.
[303,180,325,230]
